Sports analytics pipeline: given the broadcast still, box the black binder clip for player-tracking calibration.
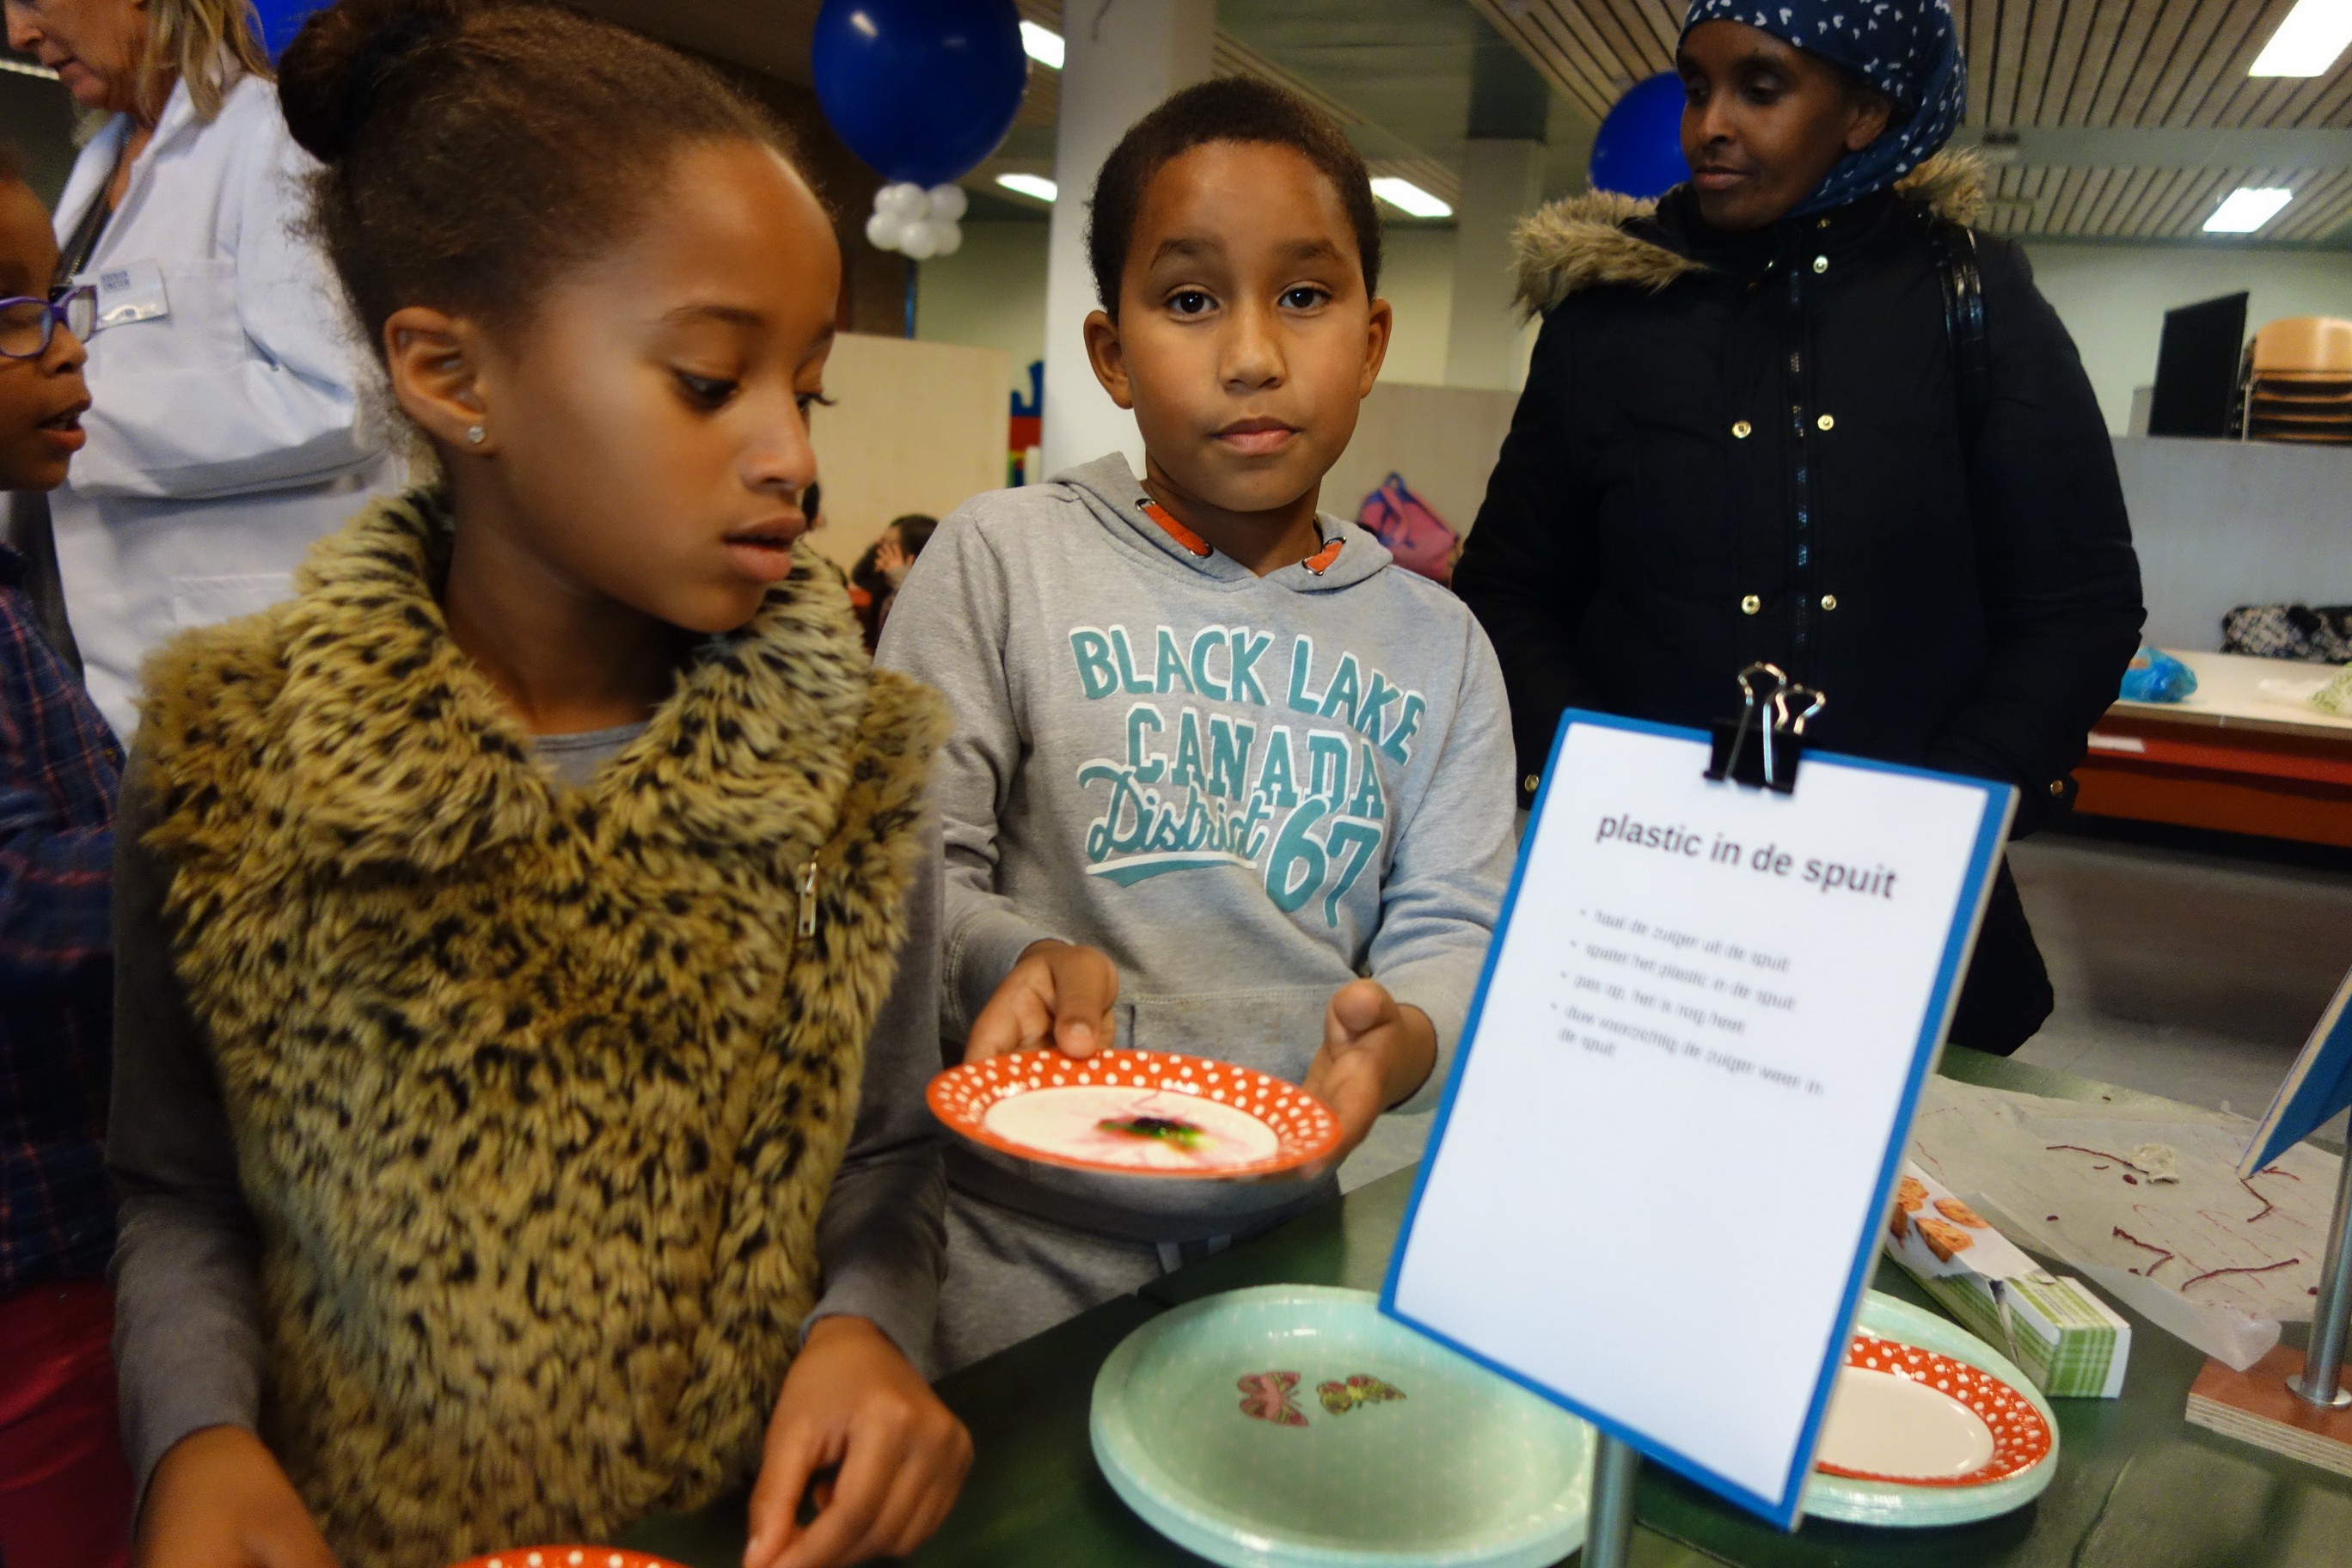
[1706,663,1827,794]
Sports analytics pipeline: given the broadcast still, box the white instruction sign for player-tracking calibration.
[1384,712,2012,1528]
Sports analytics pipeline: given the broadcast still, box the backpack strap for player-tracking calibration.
[1928,219,1991,453]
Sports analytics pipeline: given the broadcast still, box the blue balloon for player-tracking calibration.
[251,0,328,60]
[812,0,1028,188]
[1589,72,1688,201]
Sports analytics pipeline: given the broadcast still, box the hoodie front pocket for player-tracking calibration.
[1116,983,1335,1085]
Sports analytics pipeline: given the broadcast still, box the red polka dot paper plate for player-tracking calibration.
[447,1552,684,1568]
[1813,1334,2054,1488]
[927,1049,1341,1179]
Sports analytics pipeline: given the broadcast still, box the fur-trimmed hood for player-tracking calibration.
[1512,150,1988,314]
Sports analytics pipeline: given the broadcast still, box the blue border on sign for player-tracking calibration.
[1376,707,2013,1531]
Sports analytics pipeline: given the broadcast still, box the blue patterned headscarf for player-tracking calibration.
[1680,0,1967,217]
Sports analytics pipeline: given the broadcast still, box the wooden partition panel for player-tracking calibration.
[806,333,1012,573]
[1321,380,1522,546]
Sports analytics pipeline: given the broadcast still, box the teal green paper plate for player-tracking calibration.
[1802,1290,2062,1528]
[1090,1285,1593,1568]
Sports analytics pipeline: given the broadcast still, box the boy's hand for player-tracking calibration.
[744,1315,972,1568]
[965,939,1118,1063]
[1300,980,1436,1178]
[133,1424,340,1568]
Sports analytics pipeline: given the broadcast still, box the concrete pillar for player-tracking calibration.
[1443,138,1547,392]
[1039,0,1215,479]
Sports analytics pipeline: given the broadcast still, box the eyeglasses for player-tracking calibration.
[0,285,96,359]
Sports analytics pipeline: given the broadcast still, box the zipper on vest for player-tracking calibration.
[797,860,819,939]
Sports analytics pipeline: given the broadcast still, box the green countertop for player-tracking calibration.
[624,1047,2352,1567]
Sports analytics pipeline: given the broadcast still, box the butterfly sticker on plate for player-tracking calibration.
[1317,1374,1406,1416]
[1237,1369,1308,1428]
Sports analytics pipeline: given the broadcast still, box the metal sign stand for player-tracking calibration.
[2288,1147,2352,1409]
[1589,663,1834,1560]
[1583,1434,1642,1568]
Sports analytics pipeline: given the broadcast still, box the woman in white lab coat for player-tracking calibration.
[5,0,389,737]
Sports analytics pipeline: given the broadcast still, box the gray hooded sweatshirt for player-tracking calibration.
[878,455,1515,1358]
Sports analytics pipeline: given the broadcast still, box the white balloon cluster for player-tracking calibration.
[865,181,967,260]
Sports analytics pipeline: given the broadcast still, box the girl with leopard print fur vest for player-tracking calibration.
[103,6,969,1567]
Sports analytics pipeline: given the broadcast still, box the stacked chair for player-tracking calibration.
[2235,315,2352,444]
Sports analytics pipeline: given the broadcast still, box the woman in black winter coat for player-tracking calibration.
[1454,0,2144,1054]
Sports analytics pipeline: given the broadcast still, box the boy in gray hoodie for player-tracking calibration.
[878,78,1516,1370]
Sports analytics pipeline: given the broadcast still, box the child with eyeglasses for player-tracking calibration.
[0,148,136,1568]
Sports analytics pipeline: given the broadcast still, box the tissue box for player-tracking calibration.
[1882,1160,2130,1398]
[2001,1271,2131,1400]
[1910,1268,2008,1351]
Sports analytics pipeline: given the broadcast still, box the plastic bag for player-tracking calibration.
[1355,473,1458,585]
[2315,663,2352,717]
[2118,646,2198,703]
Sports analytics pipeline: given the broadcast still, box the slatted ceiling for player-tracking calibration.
[2168,167,2236,228]
[2142,168,2201,229]
[2293,68,2352,126]
[1013,0,1462,204]
[1583,0,1671,84]
[1492,0,2351,130]
[1981,162,2352,239]
[2178,3,2288,123]
[2025,2,2090,125]
[1465,3,1586,113]
[2206,70,2288,130]
[1470,0,1664,121]
[1986,0,2034,126]
[2167,2,2283,125]
[1477,0,2350,240]
[2280,170,2352,240]
[2096,168,2144,229]
[2065,168,2110,228]
[2122,0,2207,122]
[2306,70,2352,130]
[2136,0,2221,124]
[594,0,2347,243]
[2299,183,2352,239]
[2080,2,2151,123]
[2059,4,2127,122]
[2306,173,2352,232]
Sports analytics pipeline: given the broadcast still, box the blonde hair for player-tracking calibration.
[140,0,274,123]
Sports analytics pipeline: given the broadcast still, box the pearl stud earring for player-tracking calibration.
[465,425,487,445]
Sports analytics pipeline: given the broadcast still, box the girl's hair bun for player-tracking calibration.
[279,0,466,165]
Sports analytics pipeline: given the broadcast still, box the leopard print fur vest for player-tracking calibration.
[135,493,943,1565]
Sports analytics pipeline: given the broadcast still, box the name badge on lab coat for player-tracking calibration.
[77,260,170,329]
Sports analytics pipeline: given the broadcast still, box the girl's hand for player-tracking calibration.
[744,1315,972,1568]
[965,939,1118,1063]
[133,1424,340,1568]
[1299,979,1436,1179]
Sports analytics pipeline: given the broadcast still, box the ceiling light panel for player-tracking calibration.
[995,173,1058,204]
[2203,187,2296,232]
[2248,0,2352,77]
[1020,21,1064,70]
[1369,178,1453,219]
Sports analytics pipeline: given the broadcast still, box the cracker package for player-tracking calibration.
[1883,1159,2130,1399]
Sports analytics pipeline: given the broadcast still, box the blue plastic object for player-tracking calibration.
[2118,646,2198,703]
[1589,72,1688,200]
[251,0,328,58]
[811,0,1028,187]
